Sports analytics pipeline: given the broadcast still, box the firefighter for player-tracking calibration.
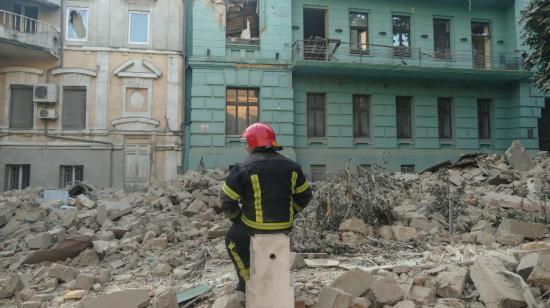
[220,122,313,292]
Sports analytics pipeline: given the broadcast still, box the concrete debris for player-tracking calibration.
[505,140,535,171]
[1,146,550,307]
[470,256,526,308]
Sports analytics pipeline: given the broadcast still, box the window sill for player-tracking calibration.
[439,139,455,146]
[397,139,414,145]
[350,52,373,57]
[308,138,327,145]
[226,40,261,50]
[226,135,242,142]
[479,139,494,146]
[353,138,372,144]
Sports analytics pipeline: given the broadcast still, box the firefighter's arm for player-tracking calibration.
[292,167,313,214]
[219,165,243,222]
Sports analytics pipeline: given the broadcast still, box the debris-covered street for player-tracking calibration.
[1,141,549,308]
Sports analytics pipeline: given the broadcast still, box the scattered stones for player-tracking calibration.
[470,256,526,308]
[63,289,86,300]
[434,268,468,298]
[339,218,373,236]
[153,263,173,277]
[527,255,550,290]
[517,253,540,281]
[96,201,132,224]
[370,276,404,305]
[74,273,97,291]
[391,226,417,242]
[48,263,76,283]
[316,287,353,308]
[80,288,150,308]
[329,269,373,297]
[497,219,546,241]
[25,232,53,249]
[505,140,535,171]
[406,286,436,305]
[211,292,244,308]
[0,274,24,299]
[153,289,178,308]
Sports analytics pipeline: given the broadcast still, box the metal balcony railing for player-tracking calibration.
[292,38,527,71]
[0,9,60,57]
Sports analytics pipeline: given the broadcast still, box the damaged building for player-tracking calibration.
[0,0,185,191]
[185,0,550,180]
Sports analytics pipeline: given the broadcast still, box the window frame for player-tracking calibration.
[438,97,453,139]
[226,0,260,43]
[349,11,369,54]
[5,164,30,191]
[60,165,84,188]
[353,94,371,138]
[433,18,451,60]
[66,7,89,42]
[9,85,34,130]
[307,93,326,138]
[128,11,150,45]
[310,165,326,182]
[62,86,87,130]
[225,87,260,136]
[477,99,492,140]
[392,14,412,57]
[401,165,416,174]
[396,96,413,139]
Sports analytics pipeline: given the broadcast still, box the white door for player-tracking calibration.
[124,144,150,191]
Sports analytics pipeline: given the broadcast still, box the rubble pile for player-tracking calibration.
[0,141,548,307]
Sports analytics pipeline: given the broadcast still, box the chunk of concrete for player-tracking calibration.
[351,297,371,308]
[497,219,546,240]
[394,300,416,308]
[153,264,173,277]
[516,253,539,281]
[330,268,373,297]
[96,201,132,224]
[434,268,468,298]
[246,234,293,308]
[496,233,524,246]
[211,293,245,308]
[378,226,394,241]
[527,255,550,290]
[475,232,496,246]
[74,273,97,291]
[315,287,353,308]
[392,226,417,242]
[470,256,525,308]
[153,290,178,308]
[290,252,307,270]
[505,140,535,171]
[76,195,95,209]
[370,276,404,305]
[20,301,41,308]
[64,289,86,300]
[339,218,373,236]
[183,199,206,216]
[143,237,168,250]
[48,263,76,282]
[80,288,150,308]
[406,286,436,305]
[25,232,53,249]
[0,274,24,299]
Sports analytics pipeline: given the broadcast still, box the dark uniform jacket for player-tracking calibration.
[220,150,313,231]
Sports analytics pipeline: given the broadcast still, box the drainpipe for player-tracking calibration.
[182,0,192,172]
[45,0,64,82]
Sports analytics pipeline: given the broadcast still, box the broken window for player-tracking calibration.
[350,12,368,54]
[129,11,150,44]
[438,98,453,139]
[303,8,328,60]
[401,165,415,173]
[434,19,451,60]
[396,96,413,139]
[392,15,411,57]
[226,88,259,135]
[477,99,491,139]
[62,87,86,130]
[5,165,30,191]
[9,85,34,129]
[311,165,326,182]
[353,95,370,138]
[307,93,326,137]
[226,0,259,43]
[60,165,84,188]
[472,22,491,69]
[66,8,88,41]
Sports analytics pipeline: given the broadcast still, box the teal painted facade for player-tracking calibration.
[185,0,546,178]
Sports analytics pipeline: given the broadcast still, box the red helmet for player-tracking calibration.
[242,123,281,150]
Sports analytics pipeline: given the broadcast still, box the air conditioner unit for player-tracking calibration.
[33,84,58,103]
[39,108,57,119]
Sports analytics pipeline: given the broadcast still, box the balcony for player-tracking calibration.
[0,9,60,59]
[292,39,532,82]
